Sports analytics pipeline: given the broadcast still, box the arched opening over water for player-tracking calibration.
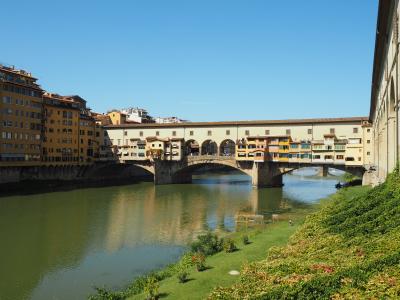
[219,139,236,157]
[173,162,251,185]
[284,166,364,179]
[201,140,218,155]
[185,139,200,156]
[93,163,154,181]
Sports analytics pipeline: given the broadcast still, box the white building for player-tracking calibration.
[154,116,188,124]
[120,107,154,123]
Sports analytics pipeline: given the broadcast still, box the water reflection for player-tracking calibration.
[0,171,338,300]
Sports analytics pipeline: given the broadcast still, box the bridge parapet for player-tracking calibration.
[186,155,235,162]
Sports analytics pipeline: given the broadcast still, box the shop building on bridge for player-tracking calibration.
[105,117,373,168]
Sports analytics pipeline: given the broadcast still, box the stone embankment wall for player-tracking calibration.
[0,163,152,191]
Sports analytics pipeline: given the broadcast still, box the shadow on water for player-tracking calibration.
[0,176,154,197]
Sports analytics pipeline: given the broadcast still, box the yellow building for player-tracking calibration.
[107,111,127,125]
[146,137,168,160]
[0,65,44,165]
[278,136,291,162]
[79,110,97,163]
[42,93,80,164]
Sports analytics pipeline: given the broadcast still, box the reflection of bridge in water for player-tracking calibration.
[126,155,365,188]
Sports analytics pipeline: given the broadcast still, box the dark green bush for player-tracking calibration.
[190,232,223,256]
[177,271,189,283]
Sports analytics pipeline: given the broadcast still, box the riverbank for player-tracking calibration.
[129,220,305,300]
[89,218,307,300]
[209,171,400,299]
[88,186,328,300]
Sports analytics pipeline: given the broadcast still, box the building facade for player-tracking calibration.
[106,117,372,167]
[0,65,44,165]
[0,65,112,167]
[369,0,400,183]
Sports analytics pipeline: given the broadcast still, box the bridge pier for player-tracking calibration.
[251,162,283,188]
[324,166,329,177]
[153,160,192,185]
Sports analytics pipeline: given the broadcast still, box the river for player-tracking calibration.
[0,169,340,300]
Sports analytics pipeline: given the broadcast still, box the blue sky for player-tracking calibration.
[2,0,378,121]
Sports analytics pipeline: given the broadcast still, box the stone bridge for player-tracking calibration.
[126,155,366,188]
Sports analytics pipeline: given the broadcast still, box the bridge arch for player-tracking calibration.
[219,139,236,157]
[185,139,200,156]
[170,157,251,184]
[201,140,218,155]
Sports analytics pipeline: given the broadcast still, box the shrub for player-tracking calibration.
[242,235,250,245]
[223,238,237,253]
[87,287,124,300]
[191,252,206,271]
[190,232,223,256]
[144,276,159,300]
[177,270,189,283]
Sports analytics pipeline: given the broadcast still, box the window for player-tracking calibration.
[245,130,250,136]
[367,140,370,144]
[172,131,176,136]
[226,130,230,135]
[207,130,212,136]
[308,129,312,134]
[336,155,344,160]
[2,96,11,104]
[286,129,291,135]
[124,131,127,136]
[367,128,371,132]
[156,131,159,136]
[353,128,358,134]
[330,128,335,134]
[190,131,194,136]
[367,151,370,155]
[139,131,143,137]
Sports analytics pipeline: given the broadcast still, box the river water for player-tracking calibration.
[0,170,339,300]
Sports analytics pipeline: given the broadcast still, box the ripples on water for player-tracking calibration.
[0,169,339,300]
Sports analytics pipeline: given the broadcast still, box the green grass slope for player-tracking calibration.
[210,171,400,299]
[129,221,301,300]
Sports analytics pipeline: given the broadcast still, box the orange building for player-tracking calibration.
[42,93,80,164]
[0,65,44,165]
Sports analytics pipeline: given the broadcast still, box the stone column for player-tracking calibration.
[251,162,283,188]
[322,166,329,177]
[153,160,191,185]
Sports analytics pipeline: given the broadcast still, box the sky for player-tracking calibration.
[1,0,378,122]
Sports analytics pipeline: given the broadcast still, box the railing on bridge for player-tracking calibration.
[186,155,235,162]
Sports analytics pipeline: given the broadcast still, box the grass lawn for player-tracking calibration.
[129,210,309,300]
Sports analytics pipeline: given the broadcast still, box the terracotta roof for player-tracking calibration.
[105,117,368,129]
